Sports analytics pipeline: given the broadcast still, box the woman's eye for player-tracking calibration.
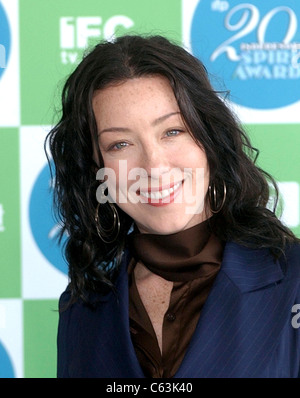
[165,129,182,137]
[109,142,129,151]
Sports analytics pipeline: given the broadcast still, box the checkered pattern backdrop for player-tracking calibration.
[0,0,299,378]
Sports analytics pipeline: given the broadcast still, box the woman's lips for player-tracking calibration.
[138,180,183,206]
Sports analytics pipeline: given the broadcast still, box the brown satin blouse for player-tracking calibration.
[127,218,224,378]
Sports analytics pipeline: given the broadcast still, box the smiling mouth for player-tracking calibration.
[138,180,183,205]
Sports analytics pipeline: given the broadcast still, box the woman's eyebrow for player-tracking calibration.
[98,126,131,136]
[151,111,181,126]
[98,111,181,136]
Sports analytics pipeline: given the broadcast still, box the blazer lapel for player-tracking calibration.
[65,249,145,378]
[175,241,293,378]
[95,249,145,378]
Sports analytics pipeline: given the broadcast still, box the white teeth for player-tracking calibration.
[140,182,181,200]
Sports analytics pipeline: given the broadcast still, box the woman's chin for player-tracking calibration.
[134,216,205,235]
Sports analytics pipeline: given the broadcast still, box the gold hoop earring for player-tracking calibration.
[208,181,227,214]
[95,202,120,243]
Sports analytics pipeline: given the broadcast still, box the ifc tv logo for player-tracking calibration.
[59,14,134,65]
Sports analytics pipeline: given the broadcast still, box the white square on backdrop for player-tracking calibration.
[20,126,68,299]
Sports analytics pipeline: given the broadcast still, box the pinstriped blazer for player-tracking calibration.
[57,241,300,378]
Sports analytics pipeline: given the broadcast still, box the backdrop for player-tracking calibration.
[0,0,299,378]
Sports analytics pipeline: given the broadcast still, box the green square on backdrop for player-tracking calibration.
[0,128,20,298]
[245,123,300,238]
[23,299,59,378]
[20,0,182,126]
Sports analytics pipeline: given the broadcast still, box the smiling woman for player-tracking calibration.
[93,75,210,234]
[45,34,300,378]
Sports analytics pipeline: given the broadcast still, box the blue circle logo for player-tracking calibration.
[0,342,15,378]
[191,0,300,109]
[29,163,68,275]
[0,3,11,79]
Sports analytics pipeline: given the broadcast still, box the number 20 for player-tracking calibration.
[210,4,298,62]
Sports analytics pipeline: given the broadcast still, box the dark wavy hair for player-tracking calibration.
[45,34,299,303]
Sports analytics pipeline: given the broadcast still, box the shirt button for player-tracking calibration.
[166,312,176,322]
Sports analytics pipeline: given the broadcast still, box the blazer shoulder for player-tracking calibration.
[57,286,71,313]
[286,242,300,264]
[281,241,300,278]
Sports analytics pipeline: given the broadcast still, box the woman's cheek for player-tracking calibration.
[105,160,138,205]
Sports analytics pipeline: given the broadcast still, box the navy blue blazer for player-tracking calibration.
[57,241,300,378]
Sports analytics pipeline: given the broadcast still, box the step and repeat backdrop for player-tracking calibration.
[0,0,299,378]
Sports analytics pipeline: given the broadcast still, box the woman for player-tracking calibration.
[46,34,300,378]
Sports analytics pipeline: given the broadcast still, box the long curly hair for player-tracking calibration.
[45,34,299,303]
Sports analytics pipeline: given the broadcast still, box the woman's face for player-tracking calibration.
[93,75,210,234]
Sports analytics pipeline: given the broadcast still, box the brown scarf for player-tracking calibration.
[127,218,224,282]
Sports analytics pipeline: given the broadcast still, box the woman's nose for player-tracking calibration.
[139,145,170,177]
